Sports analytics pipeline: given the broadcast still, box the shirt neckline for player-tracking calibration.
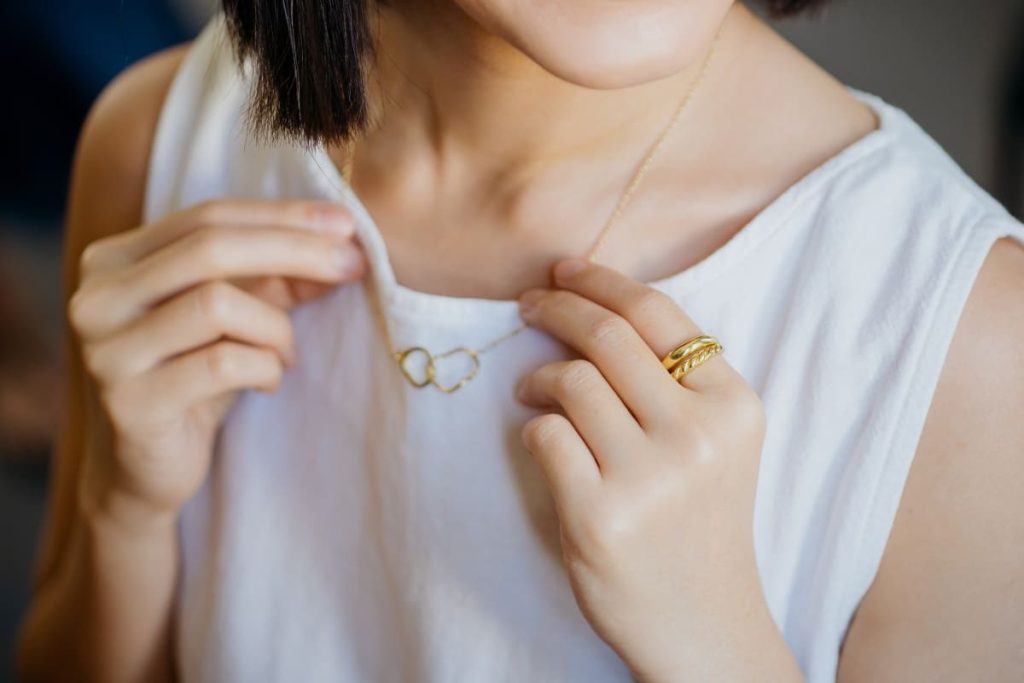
[305,88,899,321]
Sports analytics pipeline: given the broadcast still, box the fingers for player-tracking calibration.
[521,413,601,515]
[516,359,644,473]
[233,275,340,310]
[105,341,285,425]
[71,223,365,338]
[82,280,296,385]
[549,258,738,393]
[78,199,355,280]
[518,287,680,428]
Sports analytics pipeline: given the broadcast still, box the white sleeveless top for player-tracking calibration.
[145,16,1024,683]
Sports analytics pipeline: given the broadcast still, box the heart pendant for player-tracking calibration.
[395,347,436,388]
[395,345,481,393]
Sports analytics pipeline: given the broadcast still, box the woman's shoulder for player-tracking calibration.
[835,175,1024,682]
[809,88,1024,682]
[70,42,190,243]
[138,15,300,222]
[801,88,1020,243]
[775,88,1024,295]
[33,41,191,598]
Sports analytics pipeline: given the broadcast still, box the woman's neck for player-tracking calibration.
[343,0,750,204]
[327,0,876,301]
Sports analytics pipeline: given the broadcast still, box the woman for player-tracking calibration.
[16,0,1024,681]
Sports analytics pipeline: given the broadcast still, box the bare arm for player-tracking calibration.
[14,36,370,681]
[837,235,1024,681]
[14,45,190,683]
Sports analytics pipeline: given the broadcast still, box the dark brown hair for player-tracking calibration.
[221,0,830,145]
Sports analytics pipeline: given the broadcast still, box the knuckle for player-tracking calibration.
[191,199,229,227]
[585,314,630,346]
[203,342,241,384]
[66,286,90,331]
[98,383,135,433]
[689,429,718,464]
[670,422,716,464]
[552,359,598,397]
[67,282,105,336]
[81,343,110,381]
[521,413,567,452]
[263,303,295,350]
[194,280,233,324]
[578,505,625,553]
[252,350,284,392]
[279,317,297,352]
[188,225,232,270]
[727,384,767,437]
[264,359,285,390]
[78,239,107,278]
[630,288,674,318]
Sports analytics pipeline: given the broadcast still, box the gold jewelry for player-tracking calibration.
[343,34,721,393]
[395,345,481,394]
[660,334,719,371]
[661,334,724,382]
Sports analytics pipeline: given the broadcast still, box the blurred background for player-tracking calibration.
[0,0,1022,679]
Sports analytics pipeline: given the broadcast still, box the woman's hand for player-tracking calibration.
[68,199,366,530]
[515,258,803,682]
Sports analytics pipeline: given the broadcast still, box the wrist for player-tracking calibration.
[79,479,180,540]
[78,443,181,538]
[78,488,180,601]
[625,582,804,683]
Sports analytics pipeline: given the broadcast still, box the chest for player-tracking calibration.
[342,169,759,302]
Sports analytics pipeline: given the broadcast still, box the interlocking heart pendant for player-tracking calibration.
[394,345,481,393]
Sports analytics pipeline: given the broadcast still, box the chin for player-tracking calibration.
[457,0,734,89]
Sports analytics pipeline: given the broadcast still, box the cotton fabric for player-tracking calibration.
[145,16,1024,683]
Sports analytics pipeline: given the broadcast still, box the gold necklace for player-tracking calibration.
[340,37,718,394]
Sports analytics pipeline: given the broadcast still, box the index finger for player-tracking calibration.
[80,199,355,279]
[549,258,737,393]
[89,223,365,334]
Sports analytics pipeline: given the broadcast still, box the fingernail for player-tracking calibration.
[553,258,587,282]
[518,288,545,317]
[313,202,354,235]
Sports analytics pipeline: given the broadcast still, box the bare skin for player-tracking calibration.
[14,47,368,682]
[343,1,878,300]
[16,1,1024,681]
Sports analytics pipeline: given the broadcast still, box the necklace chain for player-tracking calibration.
[339,35,719,393]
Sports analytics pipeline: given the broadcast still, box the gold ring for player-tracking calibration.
[669,342,723,381]
[661,334,719,370]
[660,334,723,382]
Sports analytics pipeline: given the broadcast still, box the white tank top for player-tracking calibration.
[145,16,1024,683]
